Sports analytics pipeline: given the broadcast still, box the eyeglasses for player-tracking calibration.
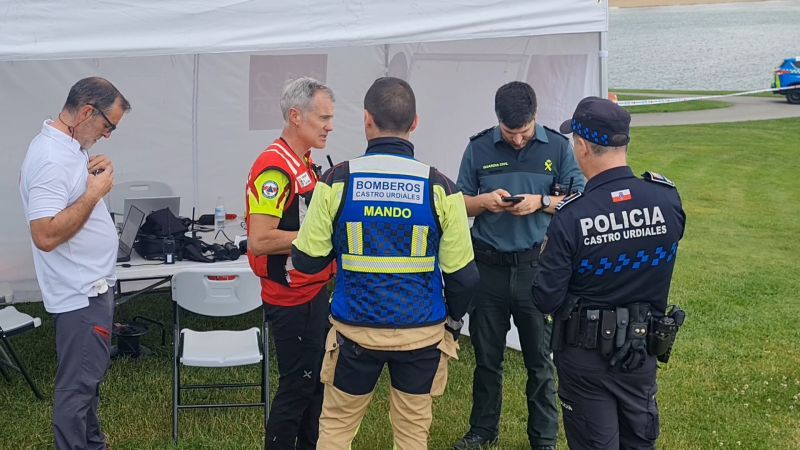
[89,104,116,133]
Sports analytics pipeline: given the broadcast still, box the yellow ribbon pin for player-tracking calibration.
[544,159,553,171]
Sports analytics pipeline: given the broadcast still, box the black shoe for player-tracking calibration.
[533,446,556,450]
[452,431,499,449]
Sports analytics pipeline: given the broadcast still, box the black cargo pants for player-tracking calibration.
[467,258,559,447]
[264,288,330,450]
[555,345,660,450]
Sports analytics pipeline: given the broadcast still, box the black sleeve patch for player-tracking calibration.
[555,191,582,211]
[642,171,676,188]
[469,127,493,141]
[322,162,349,186]
[429,167,458,195]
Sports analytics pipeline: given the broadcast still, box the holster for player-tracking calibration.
[647,304,686,363]
[550,294,581,351]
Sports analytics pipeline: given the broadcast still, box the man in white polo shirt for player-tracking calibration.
[19,77,131,450]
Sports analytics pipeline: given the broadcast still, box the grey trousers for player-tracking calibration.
[52,289,114,450]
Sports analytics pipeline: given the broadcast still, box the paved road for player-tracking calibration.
[630,94,800,127]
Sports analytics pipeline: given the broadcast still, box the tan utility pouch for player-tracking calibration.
[320,328,341,385]
[431,331,459,396]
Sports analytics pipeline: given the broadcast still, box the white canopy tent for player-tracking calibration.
[0,1,608,325]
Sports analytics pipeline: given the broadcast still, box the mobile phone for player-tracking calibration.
[501,196,524,204]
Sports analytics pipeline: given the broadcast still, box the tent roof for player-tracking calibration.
[0,0,607,61]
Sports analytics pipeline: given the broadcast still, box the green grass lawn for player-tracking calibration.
[616,93,731,114]
[2,118,800,449]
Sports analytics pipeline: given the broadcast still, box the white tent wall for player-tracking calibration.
[1,55,197,297]
[0,48,385,297]
[389,33,601,350]
[392,33,600,181]
[2,33,598,296]
[194,47,386,222]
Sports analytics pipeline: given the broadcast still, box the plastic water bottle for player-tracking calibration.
[214,196,226,233]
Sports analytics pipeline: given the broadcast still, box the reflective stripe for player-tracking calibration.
[264,148,299,175]
[341,254,435,273]
[271,141,302,170]
[346,222,363,255]
[410,225,428,256]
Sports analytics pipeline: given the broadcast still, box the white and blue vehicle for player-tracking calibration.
[772,57,800,104]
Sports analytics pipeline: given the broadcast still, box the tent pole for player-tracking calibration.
[192,54,200,210]
[383,44,390,76]
[599,31,608,99]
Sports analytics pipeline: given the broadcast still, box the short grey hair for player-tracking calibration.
[577,135,627,156]
[280,77,334,120]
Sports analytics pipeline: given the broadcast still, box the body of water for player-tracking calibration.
[609,0,800,90]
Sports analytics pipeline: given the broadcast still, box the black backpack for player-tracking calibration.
[134,208,238,263]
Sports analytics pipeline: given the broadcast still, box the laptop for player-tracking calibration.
[123,196,180,222]
[117,205,146,263]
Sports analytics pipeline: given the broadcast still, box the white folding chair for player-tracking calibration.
[0,306,44,400]
[171,268,268,444]
[107,180,173,222]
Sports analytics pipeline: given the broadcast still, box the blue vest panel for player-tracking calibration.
[331,154,446,328]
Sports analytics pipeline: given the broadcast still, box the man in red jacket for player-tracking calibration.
[245,77,336,449]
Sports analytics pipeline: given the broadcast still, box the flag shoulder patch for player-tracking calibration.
[611,188,632,203]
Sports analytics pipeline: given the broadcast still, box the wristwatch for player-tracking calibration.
[541,195,552,210]
[445,316,464,331]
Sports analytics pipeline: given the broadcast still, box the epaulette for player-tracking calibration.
[556,191,582,211]
[642,171,675,188]
[469,127,493,141]
[543,126,569,140]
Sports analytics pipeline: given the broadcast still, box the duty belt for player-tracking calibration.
[552,301,685,368]
[472,241,540,266]
[559,303,653,359]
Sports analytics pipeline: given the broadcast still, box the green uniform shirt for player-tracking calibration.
[457,123,586,253]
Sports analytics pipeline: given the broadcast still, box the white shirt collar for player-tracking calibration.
[40,119,83,156]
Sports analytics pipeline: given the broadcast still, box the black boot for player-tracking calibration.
[452,431,500,449]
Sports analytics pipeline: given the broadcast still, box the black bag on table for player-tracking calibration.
[134,208,200,261]
[134,208,237,263]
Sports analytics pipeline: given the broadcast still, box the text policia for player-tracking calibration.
[580,206,667,246]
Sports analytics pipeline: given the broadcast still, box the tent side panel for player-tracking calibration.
[0,56,195,294]
[394,32,601,182]
[1,33,600,302]
[193,47,387,221]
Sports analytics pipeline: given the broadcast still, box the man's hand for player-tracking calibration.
[445,316,463,341]
[508,194,543,216]
[445,324,460,341]
[480,189,514,213]
[88,154,113,175]
[86,164,114,203]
